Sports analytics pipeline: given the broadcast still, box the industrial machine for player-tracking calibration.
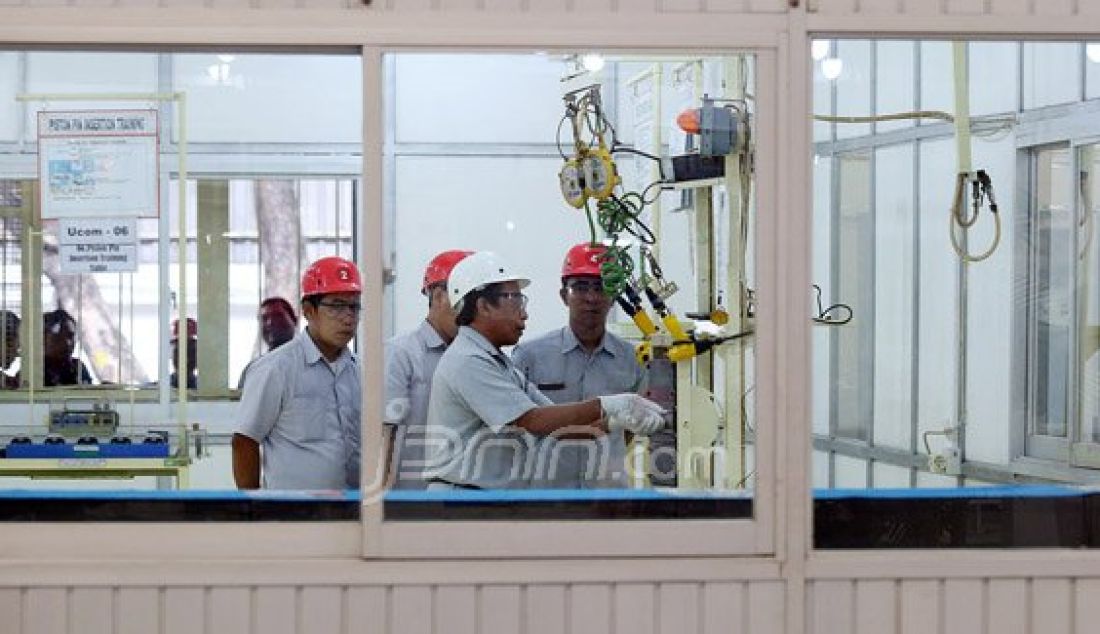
[555,65,755,490]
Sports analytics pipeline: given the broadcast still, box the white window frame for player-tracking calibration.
[359,41,783,559]
[0,22,787,562]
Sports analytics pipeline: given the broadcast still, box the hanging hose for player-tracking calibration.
[949,169,1001,263]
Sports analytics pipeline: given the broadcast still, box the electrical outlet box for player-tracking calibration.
[928,445,962,476]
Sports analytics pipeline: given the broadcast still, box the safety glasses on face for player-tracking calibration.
[316,301,363,317]
[490,291,528,310]
[565,280,606,296]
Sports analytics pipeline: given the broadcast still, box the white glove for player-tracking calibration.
[599,393,667,436]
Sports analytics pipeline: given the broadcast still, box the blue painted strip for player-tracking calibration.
[813,485,1095,500]
[0,485,1091,503]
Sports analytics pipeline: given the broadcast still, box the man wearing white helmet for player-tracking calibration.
[423,250,665,490]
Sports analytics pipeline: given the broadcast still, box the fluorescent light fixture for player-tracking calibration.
[1087,43,1100,64]
[821,57,844,81]
[581,53,605,73]
[811,40,830,62]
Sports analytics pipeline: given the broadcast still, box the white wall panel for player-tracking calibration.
[164,588,205,634]
[569,584,612,634]
[1023,43,1081,110]
[208,588,251,634]
[943,579,983,634]
[527,585,568,634]
[116,588,159,634]
[809,580,854,634]
[872,461,911,487]
[855,580,896,634]
[875,41,915,134]
[1074,579,1100,633]
[898,580,939,634]
[346,587,388,634]
[394,54,563,145]
[988,579,1028,634]
[834,454,868,487]
[301,587,343,634]
[1032,579,1072,634]
[0,52,18,142]
[614,584,656,634]
[255,587,297,634]
[1087,49,1100,100]
[391,586,432,634]
[835,40,871,140]
[173,54,361,144]
[69,589,111,634]
[392,155,589,340]
[873,143,915,451]
[964,134,1015,465]
[24,588,66,634]
[917,139,958,449]
[702,582,745,634]
[658,583,698,634]
[969,42,1019,116]
[479,586,522,634]
[435,586,477,634]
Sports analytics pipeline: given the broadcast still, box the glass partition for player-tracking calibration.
[382,52,758,519]
[813,38,1100,548]
[0,49,362,504]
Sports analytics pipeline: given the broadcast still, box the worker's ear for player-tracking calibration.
[559,286,568,306]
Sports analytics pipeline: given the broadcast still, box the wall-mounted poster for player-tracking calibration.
[37,110,159,219]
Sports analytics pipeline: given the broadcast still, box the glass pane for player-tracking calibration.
[384,52,756,519]
[1032,146,1072,439]
[834,151,872,441]
[814,38,1100,549]
[1079,143,1100,443]
[0,49,362,514]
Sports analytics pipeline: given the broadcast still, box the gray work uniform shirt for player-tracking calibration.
[235,330,361,490]
[384,320,447,489]
[511,327,643,488]
[424,326,551,489]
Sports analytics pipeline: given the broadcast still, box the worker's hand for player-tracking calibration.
[599,394,667,436]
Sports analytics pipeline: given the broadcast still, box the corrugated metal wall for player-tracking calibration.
[0,581,786,634]
[808,578,1100,634]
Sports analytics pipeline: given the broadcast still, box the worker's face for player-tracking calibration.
[304,291,360,352]
[479,281,527,347]
[260,303,297,349]
[427,285,458,340]
[44,320,75,362]
[560,275,611,331]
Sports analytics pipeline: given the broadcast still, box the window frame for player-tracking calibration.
[361,43,782,559]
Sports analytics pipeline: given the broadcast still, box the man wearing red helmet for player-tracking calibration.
[511,242,644,488]
[383,249,472,489]
[232,256,363,490]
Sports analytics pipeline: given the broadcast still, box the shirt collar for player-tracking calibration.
[458,325,505,359]
[417,319,447,351]
[298,329,357,368]
[560,326,617,357]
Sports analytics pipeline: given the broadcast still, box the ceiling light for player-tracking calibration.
[811,40,830,62]
[822,57,844,81]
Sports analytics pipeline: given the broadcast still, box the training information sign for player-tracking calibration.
[58,217,138,274]
[37,110,159,219]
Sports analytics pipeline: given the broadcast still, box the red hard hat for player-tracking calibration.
[171,317,197,342]
[422,250,474,294]
[561,242,607,279]
[301,256,362,299]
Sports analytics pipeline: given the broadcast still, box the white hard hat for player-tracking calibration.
[448,251,530,311]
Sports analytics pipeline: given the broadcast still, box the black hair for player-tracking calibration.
[455,283,504,327]
[43,308,76,335]
[0,310,18,333]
